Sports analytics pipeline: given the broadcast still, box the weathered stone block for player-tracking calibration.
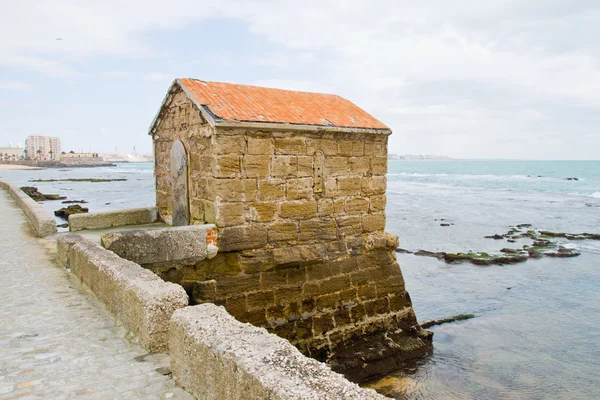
[324,178,338,198]
[247,137,274,155]
[279,200,318,219]
[214,135,246,154]
[275,285,303,305]
[337,176,362,196]
[364,142,386,157]
[312,314,335,335]
[215,179,244,202]
[193,280,218,302]
[316,293,339,310]
[361,176,386,196]
[348,157,370,175]
[261,271,288,288]
[376,275,406,296]
[333,198,345,216]
[370,194,386,212]
[243,179,257,202]
[345,197,370,215]
[307,139,337,156]
[216,202,244,227]
[325,157,350,176]
[226,295,247,316]
[286,178,313,200]
[275,138,306,155]
[319,274,351,294]
[245,202,277,222]
[215,274,261,297]
[371,157,388,175]
[267,221,298,242]
[258,179,285,201]
[317,198,333,216]
[214,155,241,178]
[69,207,159,232]
[101,224,217,266]
[238,249,276,273]
[273,245,327,265]
[272,155,297,177]
[219,225,268,251]
[298,219,338,241]
[243,155,270,178]
[336,215,362,237]
[297,156,313,177]
[362,213,386,232]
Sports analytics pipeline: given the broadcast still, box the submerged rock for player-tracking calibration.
[54,205,89,219]
[61,200,88,204]
[420,314,475,329]
[20,186,66,201]
[395,248,414,254]
[56,223,69,228]
[443,252,528,266]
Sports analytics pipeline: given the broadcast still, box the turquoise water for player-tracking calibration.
[388,160,600,198]
[372,160,600,399]
[2,160,600,399]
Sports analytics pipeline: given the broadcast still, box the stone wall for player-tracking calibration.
[170,304,387,400]
[0,180,57,237]
[57,235,189,352]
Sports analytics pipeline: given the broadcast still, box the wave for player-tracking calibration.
[590,192,600,199]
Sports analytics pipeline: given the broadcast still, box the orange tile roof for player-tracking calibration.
[178,78,389,130]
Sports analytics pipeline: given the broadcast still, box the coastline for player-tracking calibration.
[0,164,44,170]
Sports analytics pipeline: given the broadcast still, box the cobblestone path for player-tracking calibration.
[0,190,193,400]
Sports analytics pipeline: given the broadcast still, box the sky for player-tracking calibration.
[0,0,599,159]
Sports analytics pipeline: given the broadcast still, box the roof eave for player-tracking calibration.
[148,79,217,136]
[214,120,392,135]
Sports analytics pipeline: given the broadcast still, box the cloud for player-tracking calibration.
[1,0,599,158]
[0,80,33,91]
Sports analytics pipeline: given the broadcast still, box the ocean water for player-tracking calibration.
[2,160,600,399]
[371,160,600,399]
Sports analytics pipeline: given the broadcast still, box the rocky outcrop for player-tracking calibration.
[396,224,592,266]
[54,205,89,219]
[20,186,66,201]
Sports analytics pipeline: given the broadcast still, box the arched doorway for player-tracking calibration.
[170,140,189,226]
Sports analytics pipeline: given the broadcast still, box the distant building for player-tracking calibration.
[25,136,61,160]
[59,152,101,160]
[0,143,24,161]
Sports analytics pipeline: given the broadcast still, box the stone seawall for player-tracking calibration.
[0,180,57,237]
[57,235,188,352]
[170,304,387,400]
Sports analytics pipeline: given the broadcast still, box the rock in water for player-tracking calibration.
[20,186,65,201]
[54,205,89,219]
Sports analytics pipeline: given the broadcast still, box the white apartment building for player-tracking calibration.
[25,136,61,160]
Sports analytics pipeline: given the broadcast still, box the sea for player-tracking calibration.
[1,160,599,399]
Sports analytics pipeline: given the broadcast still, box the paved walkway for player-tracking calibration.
[0,190,193,400]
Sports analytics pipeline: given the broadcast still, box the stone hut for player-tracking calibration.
[148,79,432,381]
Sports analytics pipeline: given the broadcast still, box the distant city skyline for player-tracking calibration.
[1,1,599,160]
